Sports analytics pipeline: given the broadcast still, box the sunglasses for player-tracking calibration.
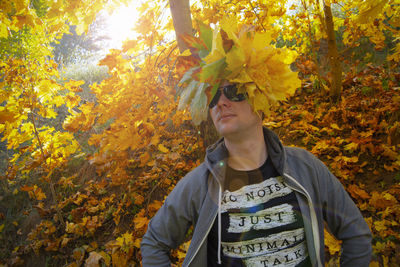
[208,84,247,109]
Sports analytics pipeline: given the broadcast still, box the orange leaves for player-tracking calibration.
[133,211,150,231]
[369,192,398,211]
[21,185,47,201]
[64,80,85,93]
[158,143,169,153]
[148,200,163,213]
[139,152,151,167]
[98,49,129,72]
[2,1,201,266]
[66,215,102,237]
[347,184,370,200]
[267,63,400,265]
[64,102,96,132]
[0,109,17,124]
[133,194,145,205]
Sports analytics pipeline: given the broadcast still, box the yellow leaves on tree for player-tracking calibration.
[65,41,194,185]
[1,58,81,182]
[355,0,387,24]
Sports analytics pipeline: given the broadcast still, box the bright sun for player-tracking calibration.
[103,1,142,49]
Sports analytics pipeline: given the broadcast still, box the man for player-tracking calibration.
[141,83,372,266]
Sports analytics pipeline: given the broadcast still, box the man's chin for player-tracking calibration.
[215,125,238,137]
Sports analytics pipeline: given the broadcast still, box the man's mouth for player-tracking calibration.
[219,113,235,121]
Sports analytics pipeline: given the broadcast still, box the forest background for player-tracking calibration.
[0,0,399,266]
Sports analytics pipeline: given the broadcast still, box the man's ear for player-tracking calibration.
[199,111,220,147]
[256,110,265,121]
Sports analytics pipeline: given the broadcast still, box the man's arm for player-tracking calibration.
[141,171,203,266]
[315,158,372,266]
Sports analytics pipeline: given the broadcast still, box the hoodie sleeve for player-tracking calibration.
[314,156,373,267]
[141,167,205,266]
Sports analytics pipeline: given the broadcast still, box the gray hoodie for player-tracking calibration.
[141,127,372,266]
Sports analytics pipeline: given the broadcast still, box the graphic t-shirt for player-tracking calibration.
[207,156,311,267]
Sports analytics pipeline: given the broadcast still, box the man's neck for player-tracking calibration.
[224,126,267,171]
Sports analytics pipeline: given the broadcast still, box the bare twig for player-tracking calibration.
[29,110,65,227]
[248,0,266,32]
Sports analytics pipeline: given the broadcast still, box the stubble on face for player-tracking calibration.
[210,97,262,139]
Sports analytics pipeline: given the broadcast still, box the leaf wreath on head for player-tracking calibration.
[176,16,301,125]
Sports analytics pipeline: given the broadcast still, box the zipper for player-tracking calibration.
[186,167,222,266]
[185,211,218,266]
[284,172,323,267]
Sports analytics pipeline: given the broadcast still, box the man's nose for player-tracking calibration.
[216,92,231,107]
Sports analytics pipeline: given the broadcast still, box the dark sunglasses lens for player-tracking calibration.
[208,84,246,108]
[209,89,221,108]
[223,85,246,101]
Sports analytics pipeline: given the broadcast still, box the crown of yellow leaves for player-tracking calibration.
[177,17,301,125]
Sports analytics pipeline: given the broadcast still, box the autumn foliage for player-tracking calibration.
[0,0,400,266]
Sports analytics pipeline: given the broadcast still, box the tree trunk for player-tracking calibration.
[169,0,219,148]
[169,0,193,53]
[323,1,342,102]
[302,0,323,90]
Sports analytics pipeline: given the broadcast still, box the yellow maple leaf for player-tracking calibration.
[374,220,387,232]
[347,184,370,200]
[133,238,141,248]
[65,222,76,234]
[344,142,359,151]
[148,200,163,212]
[139,152,151,167]
[203,26,226,65]
[116,232,134,249]
[158,143,169,153]
[330,123,342,130]
[133,216,149,230]
[134,194,144,205]
[64,80,84,93]
[324,228,342,255]
[356,0,387,24]
[33,186,46,201]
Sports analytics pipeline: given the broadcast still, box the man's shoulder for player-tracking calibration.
[176,162,209,186]
[284,145,316,160]
[283,145,324,171]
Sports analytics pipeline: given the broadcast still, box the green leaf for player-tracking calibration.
[198,20,213,51]
[199,58,226,84]
[178,67,199,87]
[178,80,198,110]
[190,83,208,125]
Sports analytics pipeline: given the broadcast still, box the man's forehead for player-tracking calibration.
[220,80,233,87]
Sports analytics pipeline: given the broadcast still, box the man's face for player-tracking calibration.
[209,84,262,138]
